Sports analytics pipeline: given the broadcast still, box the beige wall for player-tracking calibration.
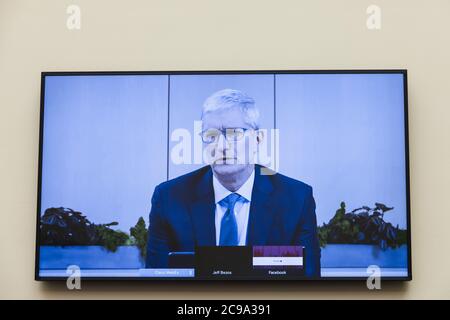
[0,0,449,299]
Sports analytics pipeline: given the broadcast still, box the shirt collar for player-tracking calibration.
[212,168,255,204]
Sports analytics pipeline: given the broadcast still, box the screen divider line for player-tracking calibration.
[166,75,170,181]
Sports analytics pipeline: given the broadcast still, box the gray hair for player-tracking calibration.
[201,89,260,129]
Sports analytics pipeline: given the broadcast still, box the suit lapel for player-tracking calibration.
[246,165,277,245]
[188,165,278,247]
[188,167,216,246]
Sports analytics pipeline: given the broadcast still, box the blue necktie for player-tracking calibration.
[218,193,241,246]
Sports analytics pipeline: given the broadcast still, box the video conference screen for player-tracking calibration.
[36,71,411,280]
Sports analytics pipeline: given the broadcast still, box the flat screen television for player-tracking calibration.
[35,70,411,281]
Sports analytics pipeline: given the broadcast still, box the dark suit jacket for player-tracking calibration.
[146,165,321,277]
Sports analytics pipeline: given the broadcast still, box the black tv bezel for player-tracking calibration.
[35,70,411,282]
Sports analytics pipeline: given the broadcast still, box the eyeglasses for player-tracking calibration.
[200,128,254,144]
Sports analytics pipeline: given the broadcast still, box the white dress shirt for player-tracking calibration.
[213,169,255,246]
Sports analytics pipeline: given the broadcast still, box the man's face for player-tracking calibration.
[202,106,260,177]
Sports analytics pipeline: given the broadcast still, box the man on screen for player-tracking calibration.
[146,89,321,277]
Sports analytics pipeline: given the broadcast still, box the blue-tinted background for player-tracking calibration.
[41,73,407,232]
[42,75,168,230]
[276,74,406,228]
[40,73,408,275]
[41,74,406,255]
